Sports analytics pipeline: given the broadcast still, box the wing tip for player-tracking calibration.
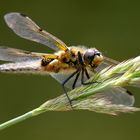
[4,12,26,29]
[4,12,19,18]
[4,12,23,22]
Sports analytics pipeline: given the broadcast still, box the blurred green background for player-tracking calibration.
[0,0,140,140]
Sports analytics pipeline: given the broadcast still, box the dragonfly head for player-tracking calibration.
[83,48,104,68]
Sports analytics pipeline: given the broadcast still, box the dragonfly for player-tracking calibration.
[0,12,135,107]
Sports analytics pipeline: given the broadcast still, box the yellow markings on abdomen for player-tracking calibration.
[41,59,70,73]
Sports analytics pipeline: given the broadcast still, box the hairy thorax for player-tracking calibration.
[41,46,86,73]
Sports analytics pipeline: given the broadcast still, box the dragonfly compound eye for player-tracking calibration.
[83,49,103,67]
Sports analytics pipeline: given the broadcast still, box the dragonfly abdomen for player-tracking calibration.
[41,58,73,73]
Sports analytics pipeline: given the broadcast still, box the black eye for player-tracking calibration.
[83,49,100,64]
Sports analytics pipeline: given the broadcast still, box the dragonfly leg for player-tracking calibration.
[84,68,90,79]
[62,69,80,108]
[72,71,80,89]
[81,67,98,85]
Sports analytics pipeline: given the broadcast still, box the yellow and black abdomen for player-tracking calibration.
[41,59,71,73]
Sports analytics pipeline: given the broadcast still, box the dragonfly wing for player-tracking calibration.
[94,57,135,106]
[51,72,135,106]
[51,69,95,89]
[0,47,41,62]
[4,13,68,51]
[0,59,42,73]
[94,87,135,106]
[51,71,78,89]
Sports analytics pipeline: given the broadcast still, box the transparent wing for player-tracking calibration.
[51,69,94,89]
[51,71,77,89]
[51,72,135,106]
[0,59,42,73]
[94,87,135,106]
[0,46,41,62]
[4,12,68,51]
[93,57,135,106]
